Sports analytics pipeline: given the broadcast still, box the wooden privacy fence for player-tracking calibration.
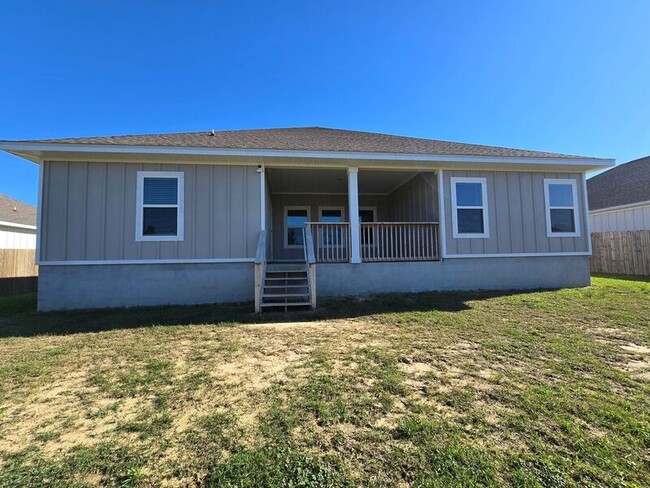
[0,249,38,295]
[590,230,650,276]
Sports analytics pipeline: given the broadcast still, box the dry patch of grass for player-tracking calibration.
[0,276,648,486]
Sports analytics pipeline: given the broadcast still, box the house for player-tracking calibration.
[587,156,650,231]
[0,127,614,311]
[0,194,37,249]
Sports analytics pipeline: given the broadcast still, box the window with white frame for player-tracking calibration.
[450,177,489,238]
[318,207,345,247]
[359,207,377,246]
[284,206,310,248]
[136,171,184,241]
[544,178,580,237]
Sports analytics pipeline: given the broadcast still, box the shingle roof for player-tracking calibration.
[587,156,650,210]
[0,194,37,227]
[14,127,587,159]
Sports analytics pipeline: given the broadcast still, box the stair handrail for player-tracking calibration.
[254,230,267,313]
[255,230,267,264]
[303,225,317,309]
[303,225,316,265]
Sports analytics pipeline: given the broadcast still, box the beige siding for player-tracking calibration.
[444,170,589,255]
[388,172,438,222]
[41,162,261,262]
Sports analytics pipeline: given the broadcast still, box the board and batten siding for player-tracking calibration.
[443,170,589,256]
[388,172,438,223]
[40,162,261,262]
[270,193,390,260]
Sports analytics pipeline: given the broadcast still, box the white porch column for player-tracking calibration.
[348,167,361,263]
[259,165,266,231]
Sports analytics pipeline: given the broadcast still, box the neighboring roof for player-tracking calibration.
[587,156,650,211]
[5,126,590,160]
[0,194,37,227]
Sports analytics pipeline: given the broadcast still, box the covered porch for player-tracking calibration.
[265,167,441,263]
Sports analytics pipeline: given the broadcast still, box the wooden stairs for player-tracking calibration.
[259,262,313,311]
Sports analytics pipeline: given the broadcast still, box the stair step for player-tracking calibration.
[266,269,307,275]
[260,301,312,308]
[263,293,309,298]
[264,284,309,289]
[265,277,308,281]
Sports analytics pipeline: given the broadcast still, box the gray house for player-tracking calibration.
[0,127,613,311]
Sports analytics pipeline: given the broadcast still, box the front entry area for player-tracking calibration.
[256,167,441,311]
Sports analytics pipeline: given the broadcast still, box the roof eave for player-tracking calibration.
[0,141,616,171]
[0,220,37,230]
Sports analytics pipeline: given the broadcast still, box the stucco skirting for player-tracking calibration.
[316,256,590,296]
[38,256,590,311]
[38,263,254,311]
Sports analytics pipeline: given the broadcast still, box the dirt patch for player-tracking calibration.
[621,343,650,354]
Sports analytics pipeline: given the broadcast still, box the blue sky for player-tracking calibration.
[1,0,649,205]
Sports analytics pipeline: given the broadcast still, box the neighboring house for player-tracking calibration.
[0,127,613,311]
[0,194,37,249]
[587,156,650,231]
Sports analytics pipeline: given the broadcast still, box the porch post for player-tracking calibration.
[259,165,266,231]
[348,167,361,263]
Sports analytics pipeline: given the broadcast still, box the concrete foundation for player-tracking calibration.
[38,255,590,311]
[316,256,590,296]
[38,262,254,311]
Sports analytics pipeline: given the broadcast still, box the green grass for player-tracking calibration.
[0,276,648,486]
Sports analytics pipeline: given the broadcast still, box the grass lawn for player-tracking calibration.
[0,276,648,487]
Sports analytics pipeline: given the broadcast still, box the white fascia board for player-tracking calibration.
[0,220,37,230]
[0,141,616,170]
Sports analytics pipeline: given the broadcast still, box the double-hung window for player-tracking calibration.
[136,171,184,241]
[450,177,489,238]
[544,179,580,237]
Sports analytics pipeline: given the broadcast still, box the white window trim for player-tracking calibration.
[450,177,489,238]
[544,178,580,238]
[316,206,347,249]
[318,206,346,222]
[136,171,185,242]
[284,205,311,248]
[359,206,378,249]
[359,206,378,222]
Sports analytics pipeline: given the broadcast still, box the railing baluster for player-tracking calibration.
[355,223,440,263]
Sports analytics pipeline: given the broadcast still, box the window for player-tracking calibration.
[284,206,310,248]
[318,207,345,247]
[544,179,580,237]
[359,207,376,223]
[450,177,489,238]
[136,171,184,241]
[319,207,344,223]
[359,207,377,246]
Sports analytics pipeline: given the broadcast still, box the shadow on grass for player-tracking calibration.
[0,287,546,339]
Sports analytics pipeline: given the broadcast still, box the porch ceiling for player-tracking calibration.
[267,168,423,195]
